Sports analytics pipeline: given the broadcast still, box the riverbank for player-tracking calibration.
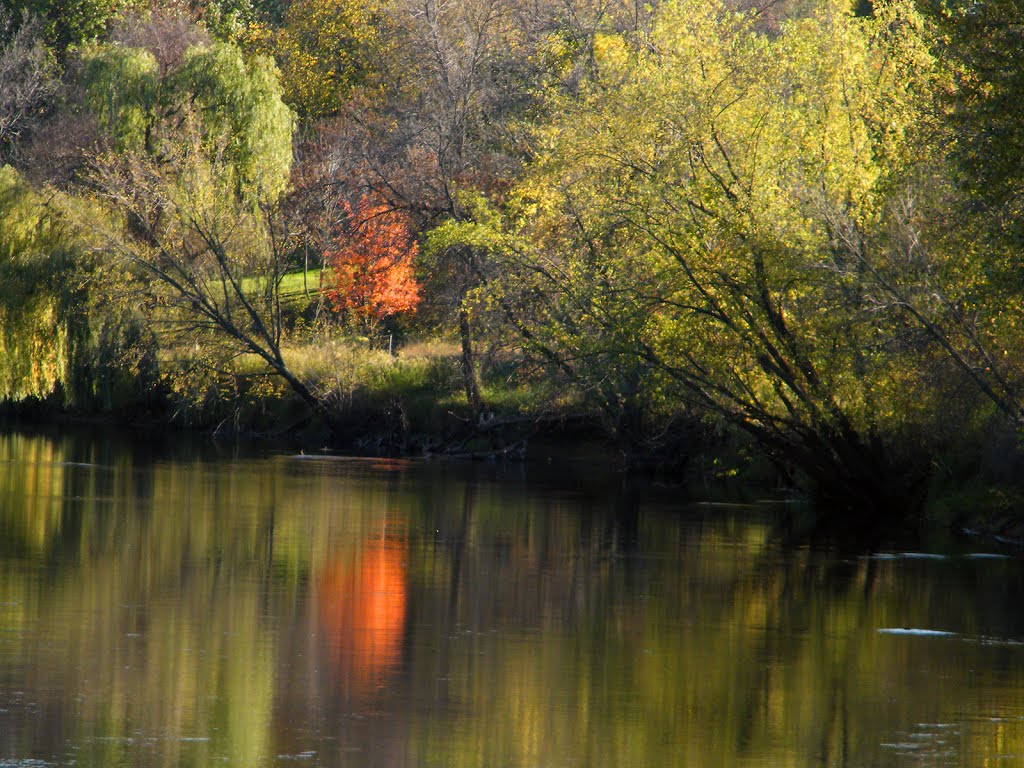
[6,386,1024,547]
[5,327,1024,542]
[0,334,605,457]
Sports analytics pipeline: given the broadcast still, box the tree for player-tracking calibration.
[0,164,82,402]
[894,0,1024,428]
[0,0,139,54]
[108,9,210,74]
[0,10,58,162]
[325,196,421,334]
[272,0,382,118]
[80,34,323,412]
[82,35,292,202]
[364,0,662,412]
[305,0,548,411]
[919,0,1024,212]
[87,122,322,411]
[446,0,944,509]
[0,165,153,409]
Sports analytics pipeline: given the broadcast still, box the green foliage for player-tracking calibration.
[1,0,140,53]
[198,0,259,39]
[81,42,158,151]
[0,166,70,401]
[70,22,305,413]
[173,42,293,201]
[82,36,293,203]
[425,190,513,258]
[451,0,944,500]
[0,165,151,408]
[921,0,1024,209]
[83,75,316,411]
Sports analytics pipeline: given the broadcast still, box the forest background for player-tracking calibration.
[1,0,1023,523]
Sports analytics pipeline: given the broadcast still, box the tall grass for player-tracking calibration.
[283,334,464,408]
[157,324,577,444]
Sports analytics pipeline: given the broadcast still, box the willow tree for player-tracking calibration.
[82,37,292,200]
[0,165,153,408]
[80,36,322,411]
[441,0,945,509]
[0,165,77,402]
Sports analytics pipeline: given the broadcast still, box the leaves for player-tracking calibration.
[82,35,293,204]
[273,0,381,117]
[82,42,158,151]
[325,197,422,323]
[470,0,949,499]
[173,42,293,202]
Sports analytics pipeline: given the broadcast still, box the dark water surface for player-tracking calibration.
[1,428,1023,767]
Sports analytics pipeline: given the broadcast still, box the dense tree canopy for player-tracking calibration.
[272,0,381,117]
[436,0,957,502]
[1,0,1024,512]
[82,35,293,201]
[921,0,1024,209]
[1,0,138,53]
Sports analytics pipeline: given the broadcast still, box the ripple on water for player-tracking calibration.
[877,628,958,637]
[881,722,960,765]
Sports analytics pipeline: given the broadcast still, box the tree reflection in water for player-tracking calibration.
[2,429,1024,767]
[318,526,408,700]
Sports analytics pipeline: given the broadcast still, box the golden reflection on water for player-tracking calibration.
[0,430,1023,767]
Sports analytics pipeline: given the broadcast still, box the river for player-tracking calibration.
[0,426,1022,767]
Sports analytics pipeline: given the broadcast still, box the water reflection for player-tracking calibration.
[318,528,408,700]
[0,428,1023,767]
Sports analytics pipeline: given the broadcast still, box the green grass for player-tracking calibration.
[278,269,325,298]
[238,269,328,316]
[238,268,323,292]
[278,269,329,318]
[283,335,462,405]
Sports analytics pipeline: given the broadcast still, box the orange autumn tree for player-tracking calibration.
[324,197,421,332]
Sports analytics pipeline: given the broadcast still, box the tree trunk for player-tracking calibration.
[458,306,483,416]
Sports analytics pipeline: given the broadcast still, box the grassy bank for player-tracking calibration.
[155,331,589,454]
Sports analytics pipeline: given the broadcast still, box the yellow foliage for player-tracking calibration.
[275,0,382,117]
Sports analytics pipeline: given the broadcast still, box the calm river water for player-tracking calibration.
[1,427,1023,767]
